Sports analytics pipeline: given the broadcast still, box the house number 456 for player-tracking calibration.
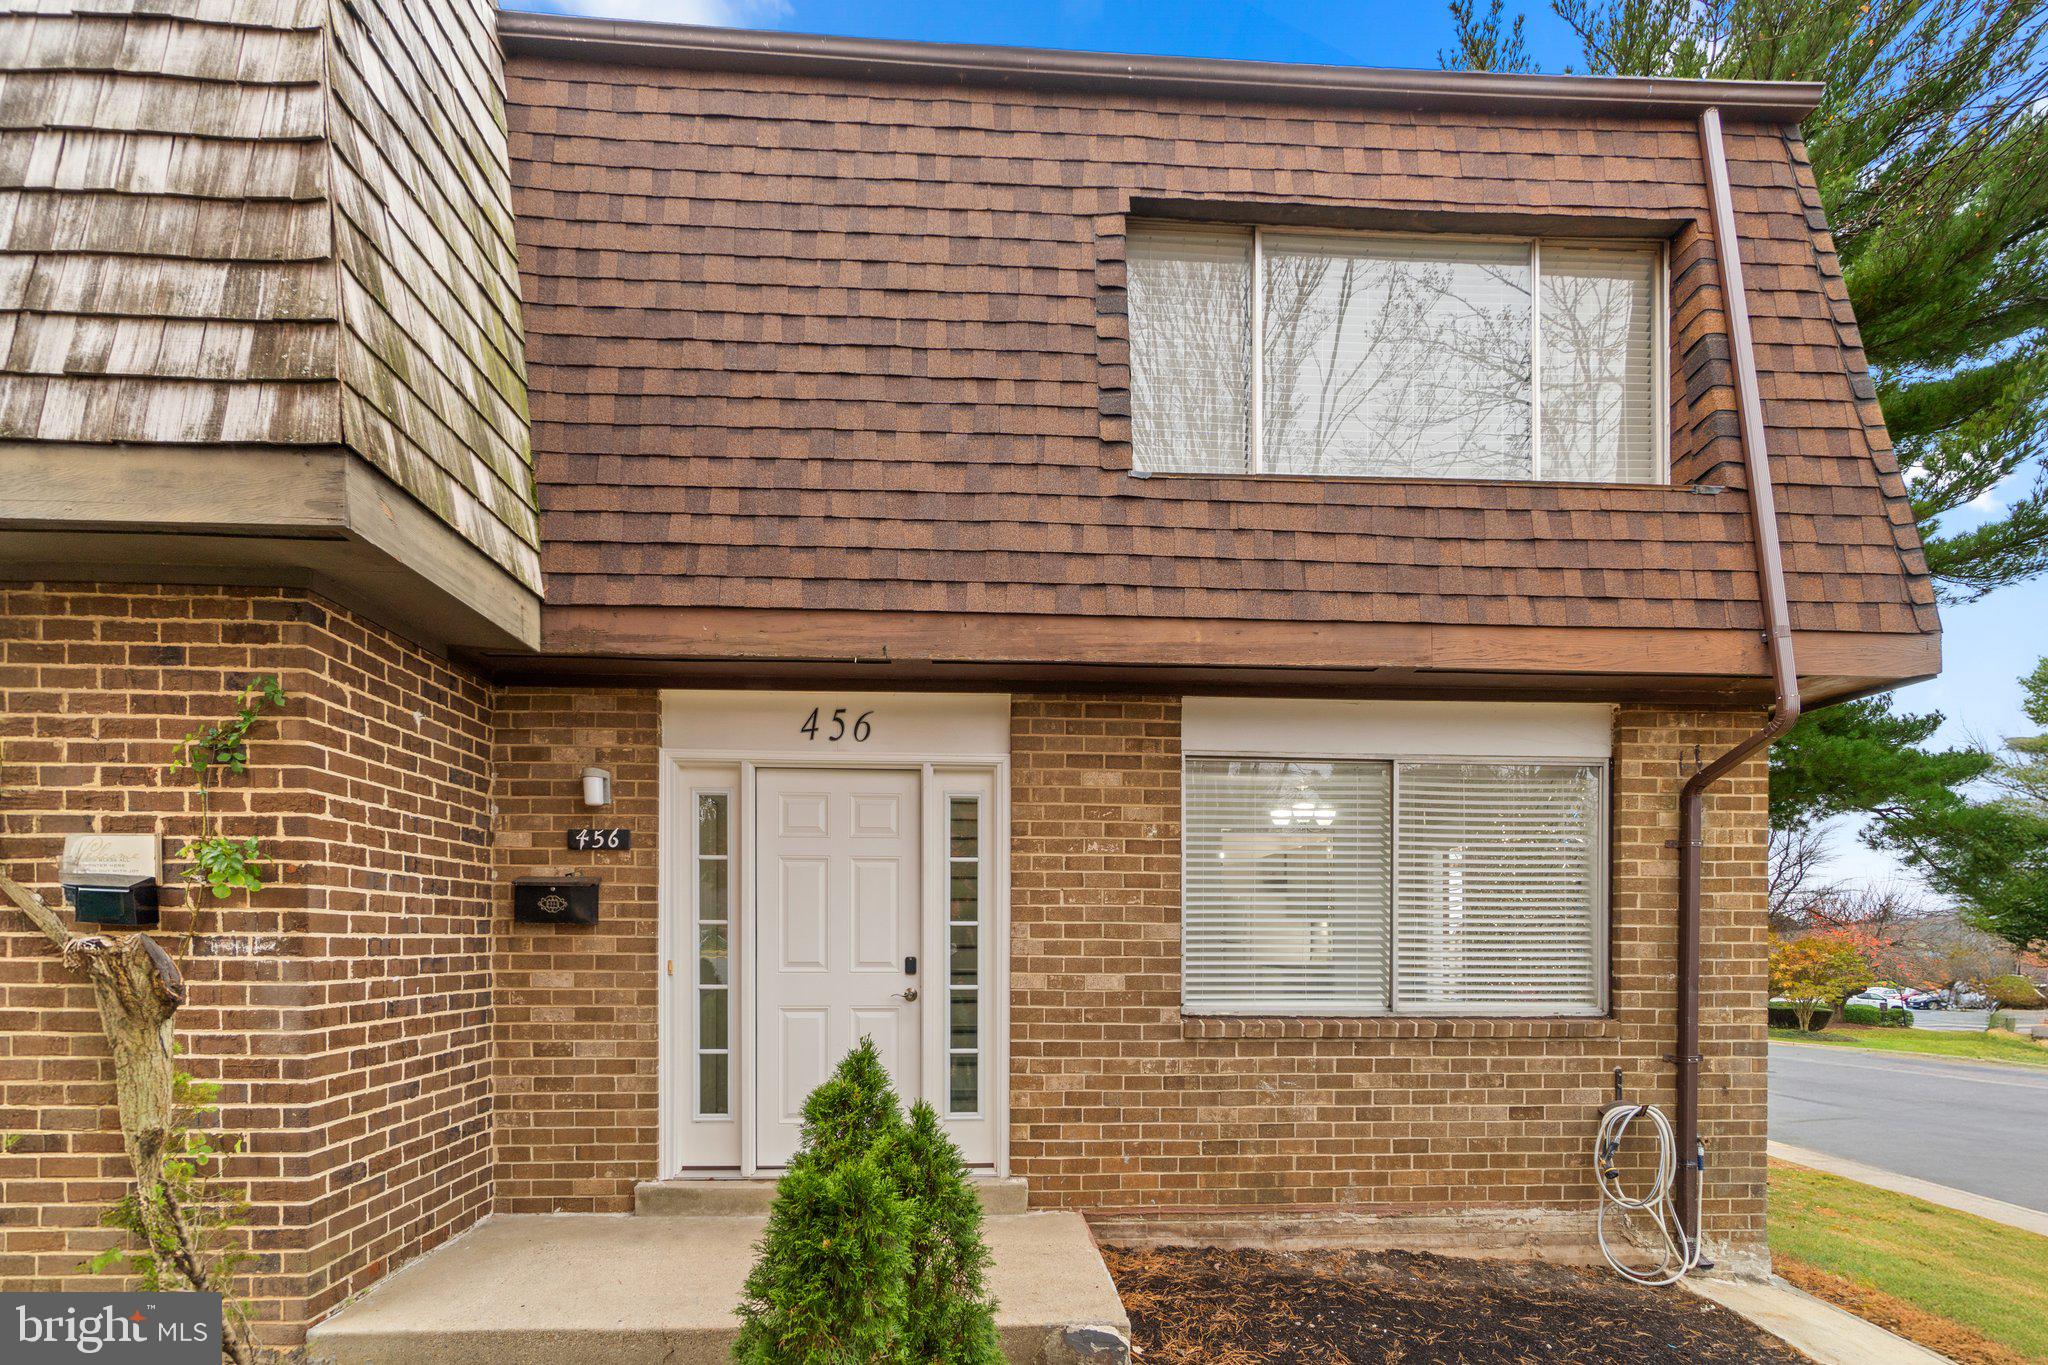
[800,707,873,743]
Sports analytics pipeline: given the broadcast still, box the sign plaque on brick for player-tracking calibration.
[58,833,159,883]
[566,827,631,852]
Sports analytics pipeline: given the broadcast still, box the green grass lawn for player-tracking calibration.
[1768,1025,2048,1066]
[1769,1161,2048,1363]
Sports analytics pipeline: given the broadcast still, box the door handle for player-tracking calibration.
[893,987,920,1003]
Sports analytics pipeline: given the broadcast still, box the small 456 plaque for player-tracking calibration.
[566,827,631,852]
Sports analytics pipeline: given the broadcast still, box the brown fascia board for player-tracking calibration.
[496,12,1823,123]
[520,604,1938,705]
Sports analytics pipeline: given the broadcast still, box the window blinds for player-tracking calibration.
[1391,762,1604,1015]
[1261,233,1532,479]
[1539,244,1660,482]
[1182,758,1605,1016]
[1126,222,1660,483]
[1183,759,1392,1014]
[1125,225,1253,475]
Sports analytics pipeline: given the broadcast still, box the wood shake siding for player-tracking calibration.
[0,0,539,593]
[326,0,539,587]
[503,57,1936,654]
[0,2,338,444]
[0,11,1944,1331]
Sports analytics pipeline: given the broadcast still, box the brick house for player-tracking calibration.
[0,2,1937,1352]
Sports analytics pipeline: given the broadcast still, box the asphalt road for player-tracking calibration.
[1769,1041,2048,1214]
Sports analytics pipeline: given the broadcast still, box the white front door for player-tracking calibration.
[755,768,922,1167]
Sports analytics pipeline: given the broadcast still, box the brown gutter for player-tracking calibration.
[497,11,1823,122]
[1678,107,1802,1249]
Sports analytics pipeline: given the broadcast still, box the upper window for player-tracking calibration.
[1183,756,1606,1016]
[1126,223,1664,483]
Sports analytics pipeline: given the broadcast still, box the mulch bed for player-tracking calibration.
[1102,1245,1811,1365]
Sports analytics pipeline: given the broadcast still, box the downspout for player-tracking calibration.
[1677,107,1802,1250]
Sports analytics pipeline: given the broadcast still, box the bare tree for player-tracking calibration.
[1801,882,1930,940]
[1768,824,1834,932]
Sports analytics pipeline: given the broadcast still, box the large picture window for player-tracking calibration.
[1182,756,1606,1016]
[1127,223,1663,483]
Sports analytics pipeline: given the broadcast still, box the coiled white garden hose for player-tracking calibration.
[1594,1102,1706,1286]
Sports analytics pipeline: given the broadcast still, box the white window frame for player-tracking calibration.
[1178,700,1613,1020]
[943,792,987,1119]
[1136,221,1671,484]
[691,782,736,1121]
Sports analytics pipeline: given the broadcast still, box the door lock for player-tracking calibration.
[894,987,920,1003]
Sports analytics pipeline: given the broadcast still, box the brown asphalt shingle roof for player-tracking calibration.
[502,54,1937,643]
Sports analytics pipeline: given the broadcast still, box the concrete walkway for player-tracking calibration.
[1770,1140,2048,1238]
[304,1211,1129,1365]
[1686,1275,1952,1365]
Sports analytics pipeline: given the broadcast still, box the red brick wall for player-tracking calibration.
[0,583,495,1343]
[489,688,661,1211]
[1008,695,1768,1256]
[5,634,1773,1339]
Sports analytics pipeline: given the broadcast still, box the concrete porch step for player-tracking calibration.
[635,1173,1030,1216]
[304,1210,1127,1365]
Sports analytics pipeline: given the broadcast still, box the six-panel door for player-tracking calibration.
[753,768,923,1166]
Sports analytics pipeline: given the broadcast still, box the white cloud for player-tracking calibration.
[532,0,789,26]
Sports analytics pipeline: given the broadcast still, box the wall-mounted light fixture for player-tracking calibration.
[582,766,613,808]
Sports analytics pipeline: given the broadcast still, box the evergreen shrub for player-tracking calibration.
[734,1039,1001,1364]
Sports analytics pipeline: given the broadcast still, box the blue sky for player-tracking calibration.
[504,0,2048,893]
[503,0,1592,68]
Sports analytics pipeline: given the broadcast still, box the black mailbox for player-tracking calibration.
[65,877,159,929]
[513,877,599,925]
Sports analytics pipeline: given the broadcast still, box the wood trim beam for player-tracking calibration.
[0,443,540,651]
[528,605,1938,701]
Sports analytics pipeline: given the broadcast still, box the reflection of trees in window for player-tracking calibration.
[1126,226,1252,474]
[1123,223,1659,483]
[1262,237,1532,479]
[1540,247,1658,482]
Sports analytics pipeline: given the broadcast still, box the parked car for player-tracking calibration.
[1846,987,1929,1015]
[1848,986,1909,1008]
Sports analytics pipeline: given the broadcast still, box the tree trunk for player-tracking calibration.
[2,875,187,1246]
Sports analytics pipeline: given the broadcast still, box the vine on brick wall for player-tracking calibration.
[167,675,286,901]
[1,675,286,1364]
